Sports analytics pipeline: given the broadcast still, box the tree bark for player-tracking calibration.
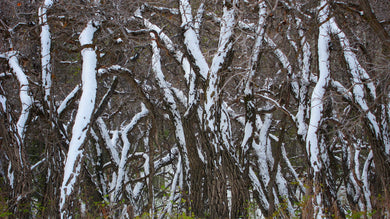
[359,0,390,55]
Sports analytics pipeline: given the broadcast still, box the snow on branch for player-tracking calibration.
[39,0,54,105]
[160,155,182,217]
[143,3,179,15]
[330,18,382,142]
[244,1,267,96]
[134,8,198,113]
[0,87,6,112]
[98,64,131,76]
[256,94,295,122]
[330,79,352,101]
[57,85,81,117]
[150,32,190,182]
[3,51,34,142]
[96,117,120,165]
[194,3,205,36]
[209,3,236,77]
[331,20,376,99]
[134,19,194,82]
[60,20,99,218]
[306,0,331,174]
[265,35,300,99]
[204,2,237,135]
[305,1,331,216]
[121,103,149,135]
[132,147,179,202]
[179,0,209,80]
[249,167,270,211]
[94,76,118,120]
[362,151,373,211]
[294,16,311,138]
[111,103,149,203]
[281,145,305,193]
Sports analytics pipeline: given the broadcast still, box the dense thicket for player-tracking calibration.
[0,0,389,218]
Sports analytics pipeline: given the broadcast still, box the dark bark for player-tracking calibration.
[359,0,390,56]
[183,115,206,217]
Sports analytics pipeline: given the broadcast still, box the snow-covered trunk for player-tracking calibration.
[0,85,5,113]
[39,0,54,108]
[294,17,311,139]
[4,51,33,166]
[240,4,295,214]
[182,113,206,217]
[251,114,271,213]
[221,103,248,219]
[150,32,190,188]
[381,102,390,155]
[242,0,267,182]
[38,2,66,216]
[59,20,99,218]
[305,1,332,217]
[253,112,293,216]
[201,1,237,218]
[241,2,269,216]
[137,9,206,215]
[311,0,331,167]
[203,0,236,165]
